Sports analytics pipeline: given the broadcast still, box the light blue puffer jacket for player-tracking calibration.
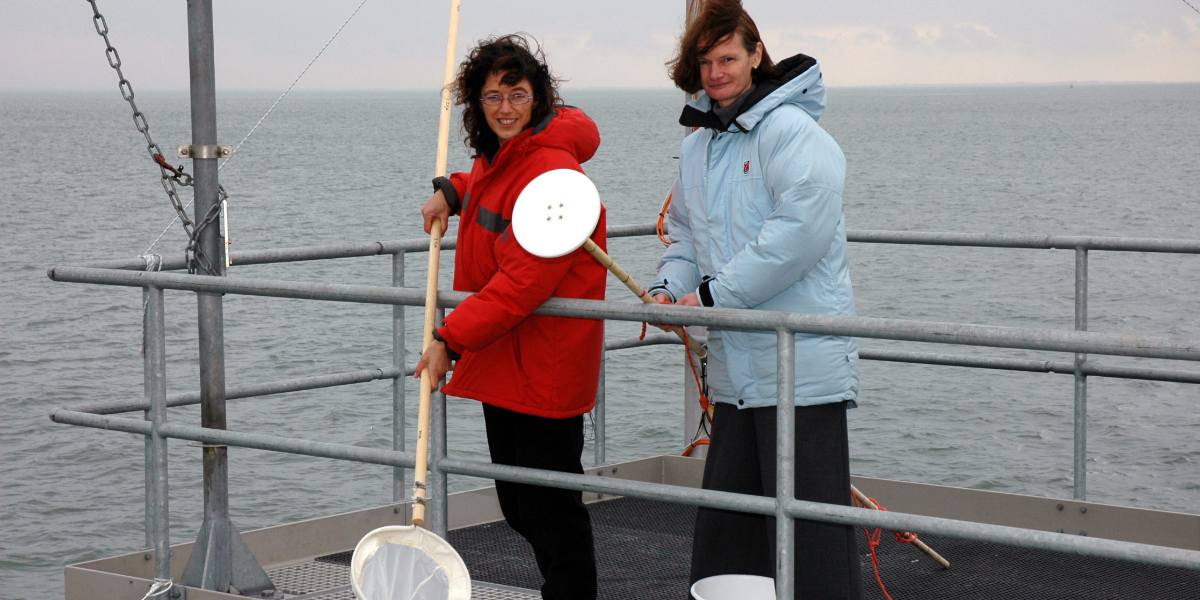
[650,55,858,409]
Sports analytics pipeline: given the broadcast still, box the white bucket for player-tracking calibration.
[690,574,776,600]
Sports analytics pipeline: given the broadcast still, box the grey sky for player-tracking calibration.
[2,0,1197,90]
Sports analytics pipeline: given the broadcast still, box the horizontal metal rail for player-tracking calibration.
[76,223,1200,271]
[67,339,1200,418]
[437,457,1200,571]
[46,267,1200,362]
[78,367,403,415]
[45,406,1200,571]
[73,335,686,416]
[77,224,660,271]
[50,408,416,469]
[860,348,1200,384]
[603,333,682,352]
[846,230,1200,253]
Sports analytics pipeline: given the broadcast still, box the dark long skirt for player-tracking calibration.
[690,401,863,600]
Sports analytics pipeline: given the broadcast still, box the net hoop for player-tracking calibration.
[351,525,472,600]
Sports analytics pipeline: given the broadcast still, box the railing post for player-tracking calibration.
[430,307,449,538]
[594,333,606,466]
[1074,247,1089,500]
[776,328,796,600]
[143,288,154,550]
[146,286,172,582]
[393,251,406,502]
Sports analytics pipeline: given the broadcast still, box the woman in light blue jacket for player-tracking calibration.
[650,1,862,597]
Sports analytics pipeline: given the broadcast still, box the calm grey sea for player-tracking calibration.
[2,84,1198,599]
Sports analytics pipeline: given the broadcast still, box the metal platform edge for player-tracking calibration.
[63,454,1199,599]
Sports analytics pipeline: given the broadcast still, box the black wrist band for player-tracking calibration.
[647,286,674,304]
[431,329,461,361]
[698,279,715,307]
[432,176,462,215]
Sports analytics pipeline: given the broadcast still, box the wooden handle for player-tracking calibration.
[413,0,461,528]
[432,0,461,179]
[411,220,443,527]
[582,239,706,357]
[851,485,950,568]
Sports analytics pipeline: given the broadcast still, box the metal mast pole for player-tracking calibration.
[179,1,274,595]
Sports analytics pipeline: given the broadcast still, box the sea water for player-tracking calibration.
[2,85,1198,599]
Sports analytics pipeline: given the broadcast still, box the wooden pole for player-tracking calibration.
[851,485,950,569]
[412,0,461,528]
[582,238,706,357]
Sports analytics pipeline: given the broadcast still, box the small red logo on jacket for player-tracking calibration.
[743,161,750,175]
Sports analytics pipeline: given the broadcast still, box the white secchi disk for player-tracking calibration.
[511,169,601,258]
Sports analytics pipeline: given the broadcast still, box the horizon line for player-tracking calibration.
[4,80,1200,94]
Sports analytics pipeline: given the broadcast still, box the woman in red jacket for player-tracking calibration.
[415,35,605,600]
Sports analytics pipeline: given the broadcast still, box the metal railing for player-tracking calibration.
[47,224,1200,598]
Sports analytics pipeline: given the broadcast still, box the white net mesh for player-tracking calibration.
[360,543,451,600]
[351,525,471,600]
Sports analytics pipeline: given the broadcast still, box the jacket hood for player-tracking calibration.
[516,106,600,164]
[679,53,825,132]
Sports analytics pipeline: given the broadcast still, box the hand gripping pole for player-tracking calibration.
[581,238,706,357]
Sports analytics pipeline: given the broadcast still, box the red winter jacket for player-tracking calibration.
[435,107,606,419]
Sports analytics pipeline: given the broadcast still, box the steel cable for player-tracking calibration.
[140,0,370,263]
[219,0,371,172]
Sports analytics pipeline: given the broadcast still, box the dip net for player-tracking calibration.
[351,525,471,600]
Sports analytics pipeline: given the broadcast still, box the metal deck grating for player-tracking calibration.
[268,561,351,597]
[861,530,1200,599]
[447,497,1200,600]
[269,557,541,599]
[292,497,1200,599]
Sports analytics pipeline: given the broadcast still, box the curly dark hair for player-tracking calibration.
[455,34,563,158]
[667,0,779,94]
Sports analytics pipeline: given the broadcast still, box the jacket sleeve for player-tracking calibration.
[649,178,702,303]
[706,111,845,310]
[437,228,579,354]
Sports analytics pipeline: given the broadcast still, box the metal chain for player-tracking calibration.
[188,192,225,275]
[86,0,222,275]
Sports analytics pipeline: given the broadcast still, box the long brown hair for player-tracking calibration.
[454,34,563,158]
[667,0,778,95]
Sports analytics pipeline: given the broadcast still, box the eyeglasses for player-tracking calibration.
[480,93,533,106]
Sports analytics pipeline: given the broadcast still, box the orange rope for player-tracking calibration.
[682,438,710,457]
[649,193,712,453]
[656,188,672,246]
[682,328,710,414]
[853,495,919,600]
[679,327,712,456]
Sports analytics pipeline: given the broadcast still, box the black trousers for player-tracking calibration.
[690,401,863,600]
[482,403,597,600]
